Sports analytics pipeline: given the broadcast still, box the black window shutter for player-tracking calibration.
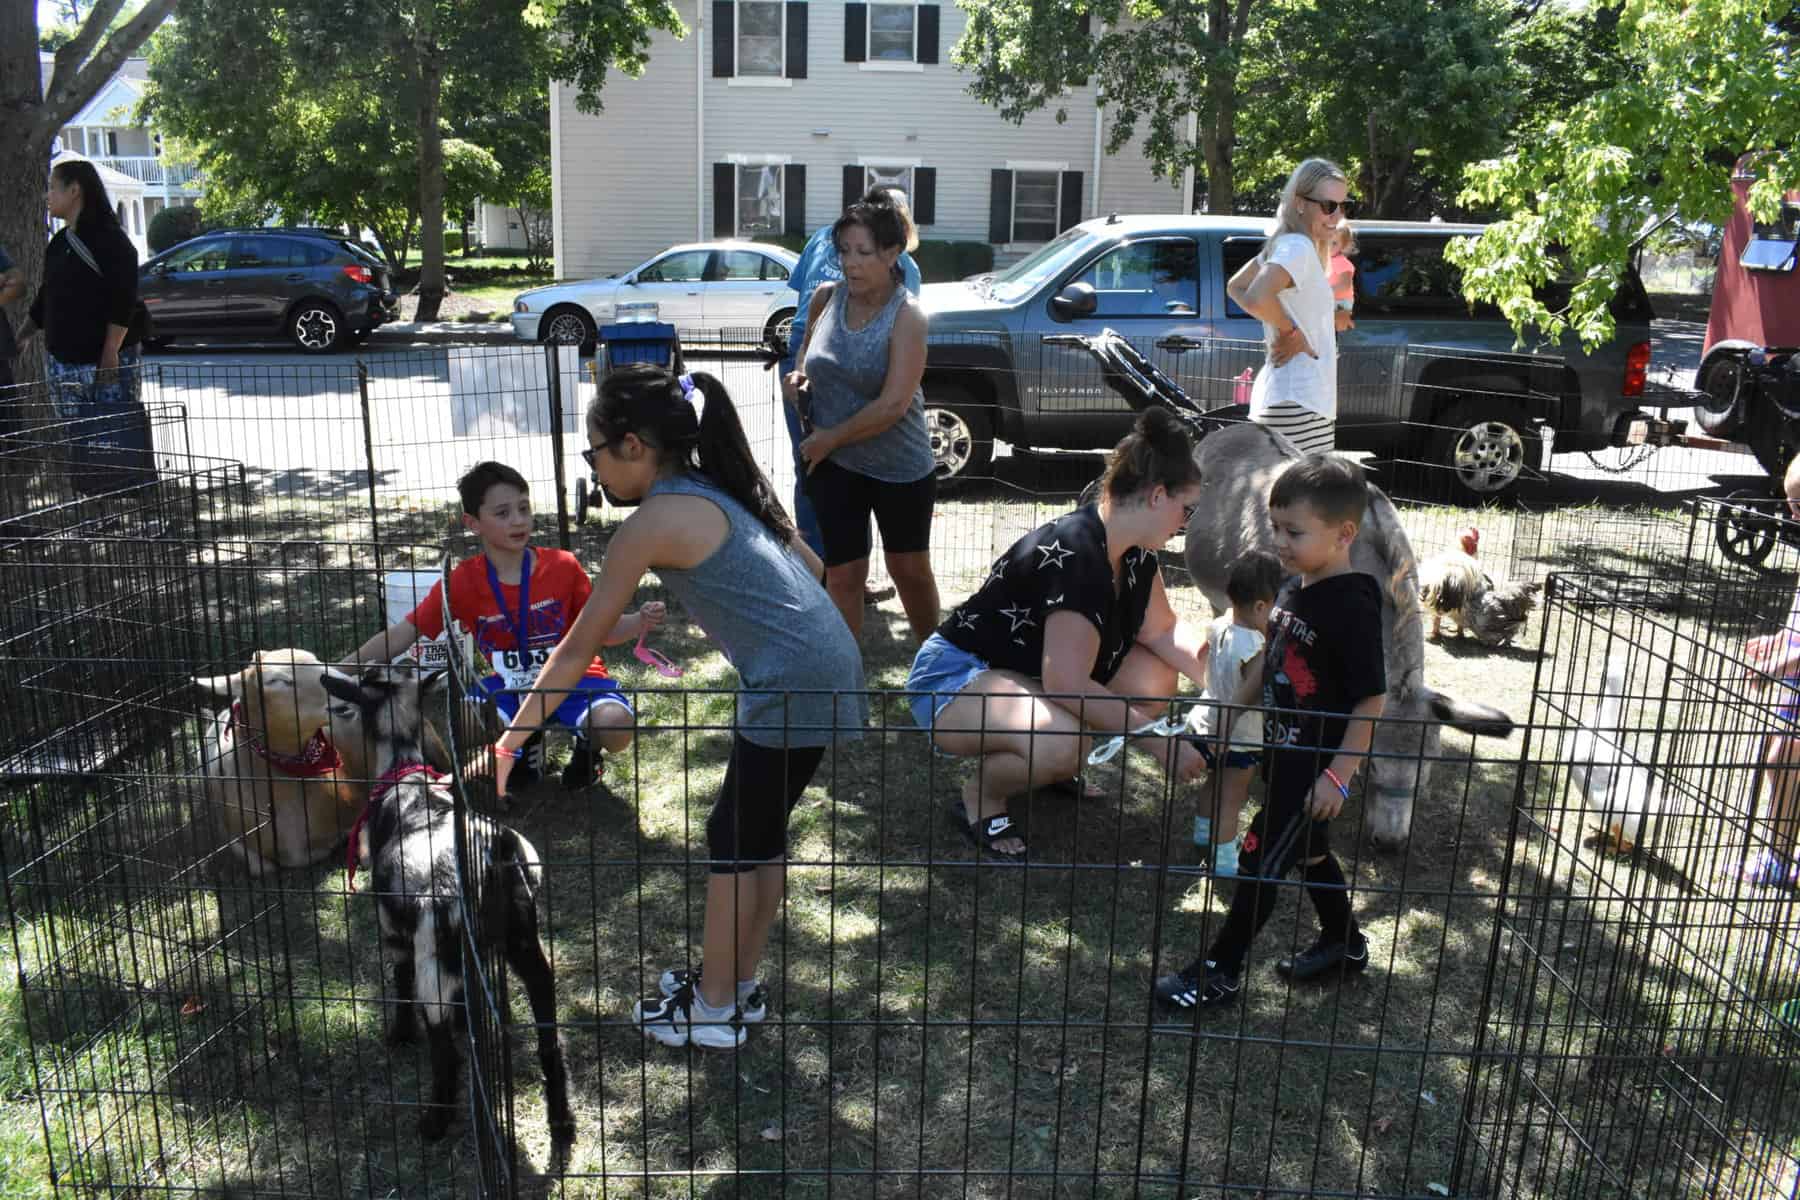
[785,2,807,78]
[784,164,807,236]
[918,5,940,64]
[989,169,1014,244]
[845,3,867,62]
[713,1,734,77]
[714,163,736,237]
[1059,171,1084,233]
[1075,13,1091,85]
[843,164,865,212]
[912,167,936,225]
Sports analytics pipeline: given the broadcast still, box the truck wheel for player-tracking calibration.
[923,386,994,485]
[1713,488,1779,568]
[1429,398,1544,501]
[1696,354,1749,438]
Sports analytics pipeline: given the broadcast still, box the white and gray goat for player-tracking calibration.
[1184,423,1517,848]
[323,663,575,1157]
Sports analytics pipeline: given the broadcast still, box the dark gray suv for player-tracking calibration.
[139,229,399,354]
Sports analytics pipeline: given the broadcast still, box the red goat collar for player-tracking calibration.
[228,702,343,778]
[345,762,445,890]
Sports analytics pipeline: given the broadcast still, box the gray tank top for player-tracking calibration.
[646,471,867,747]
[802,283,935,482]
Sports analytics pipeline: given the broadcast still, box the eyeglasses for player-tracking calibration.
[1305,195,1357,217]
[580,442,607,469]
[1182,501,1199,524]
[633,631,683,678]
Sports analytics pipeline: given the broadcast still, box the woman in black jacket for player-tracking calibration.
[22,159,154,492]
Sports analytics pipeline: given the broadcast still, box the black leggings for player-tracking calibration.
[705,735,828,874]
[804,458,936,567]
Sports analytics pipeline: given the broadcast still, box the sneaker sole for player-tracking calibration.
[634,1004,747,1049]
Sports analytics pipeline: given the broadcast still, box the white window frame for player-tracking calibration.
[728,156,791,239]
[1006,161,1069,245]
[859,160,920,203]
[865,2,920,66]
[734,0,786,81]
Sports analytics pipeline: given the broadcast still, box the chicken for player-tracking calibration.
[1568,655,1667,853]
[1418,527,1541,646]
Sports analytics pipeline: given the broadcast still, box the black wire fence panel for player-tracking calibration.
[1461,561,1800,1200]
[0,537,482,1198]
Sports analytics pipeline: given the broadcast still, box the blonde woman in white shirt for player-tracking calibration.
[1227,158,1353,454]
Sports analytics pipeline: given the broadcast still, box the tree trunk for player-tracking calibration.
[1201,0,1237,215]
[412,2,447,323]
[0,121,51,387]
[459,208,471,259]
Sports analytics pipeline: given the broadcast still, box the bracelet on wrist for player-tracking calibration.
[493,741,524,761]
[1323,767,1350,799]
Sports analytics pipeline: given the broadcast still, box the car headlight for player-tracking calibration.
[514,299,531,314]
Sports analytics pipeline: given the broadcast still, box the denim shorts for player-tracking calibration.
[906,633,990,731]
[1199,744,1262,771]
[1780,676,1800,727]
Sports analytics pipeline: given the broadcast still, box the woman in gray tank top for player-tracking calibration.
[495,364,864,1051]
[784,195,942,646]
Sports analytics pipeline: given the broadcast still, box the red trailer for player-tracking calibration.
[1695,152,1800,444]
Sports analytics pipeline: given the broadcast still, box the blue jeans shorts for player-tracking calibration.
[1778,676,1800,727]
[1199,744,1262,771]
[476,673,634,732]
[906,633,990,732]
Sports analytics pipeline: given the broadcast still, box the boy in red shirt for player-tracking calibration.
[355,461,661,801]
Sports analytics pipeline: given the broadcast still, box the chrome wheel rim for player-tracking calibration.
[545,312,590,345]
[925,407,974,479]
[294,307,338,351]
[1450,420,1525,493]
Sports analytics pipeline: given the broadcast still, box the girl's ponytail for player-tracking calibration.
[688,372,798,544]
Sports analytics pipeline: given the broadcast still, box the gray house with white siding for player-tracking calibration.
[549,1,1184,280]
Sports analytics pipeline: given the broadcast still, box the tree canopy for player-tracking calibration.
[145,0,680,315]
[1448,0,1800,346]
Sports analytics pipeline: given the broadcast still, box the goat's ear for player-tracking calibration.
[321,670,368,705]
[1425,688,1516,739]
[420,668,449,696]
[192,670,240,699]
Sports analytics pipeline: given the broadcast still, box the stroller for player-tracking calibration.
[1708,345,1800,567]
[1043,328,1251,501]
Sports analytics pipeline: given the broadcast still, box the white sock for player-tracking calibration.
[690,991,735,1020]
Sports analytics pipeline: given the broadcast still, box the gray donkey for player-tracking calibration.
[323,664,575,1160]
[1184,423,1515,848]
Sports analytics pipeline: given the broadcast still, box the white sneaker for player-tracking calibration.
[658,966,768,1023]
[634,979,745,1049]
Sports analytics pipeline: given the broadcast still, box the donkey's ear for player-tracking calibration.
[1425,688,1515,739]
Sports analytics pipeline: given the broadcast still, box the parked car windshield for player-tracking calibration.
[990,228,1102,303]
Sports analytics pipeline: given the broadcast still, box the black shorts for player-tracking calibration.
[804,458,936,567]
[705,734,828,874]
[1238,754,1332,880]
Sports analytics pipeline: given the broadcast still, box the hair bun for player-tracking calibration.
[1135,407,1191,458]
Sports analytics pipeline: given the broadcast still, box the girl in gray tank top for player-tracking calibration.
[493,364,864,1051]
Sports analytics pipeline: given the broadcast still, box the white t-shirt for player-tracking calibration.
[1187,612,1265,750]
[1248,232,1338,420]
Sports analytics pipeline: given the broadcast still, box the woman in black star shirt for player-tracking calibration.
[906,409,1210,858]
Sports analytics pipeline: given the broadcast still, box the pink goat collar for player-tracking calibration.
[345,762,445,890]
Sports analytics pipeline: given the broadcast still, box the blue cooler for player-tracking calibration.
[598,316,683,377]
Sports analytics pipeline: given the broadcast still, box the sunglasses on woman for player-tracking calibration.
[1305,195,1357,217]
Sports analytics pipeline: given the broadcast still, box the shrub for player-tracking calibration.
[147,205,206,254]
[913,239,994,284]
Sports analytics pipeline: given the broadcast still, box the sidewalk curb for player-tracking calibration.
[370,321,518,345]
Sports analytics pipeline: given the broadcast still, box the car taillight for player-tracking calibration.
[1623,340,1650,397]
[342,264,374,284]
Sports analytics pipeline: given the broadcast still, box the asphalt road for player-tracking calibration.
[137,317,1763,516]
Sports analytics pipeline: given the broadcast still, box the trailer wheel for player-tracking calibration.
[1714,488,1780,568]
[1696,355,1749,438]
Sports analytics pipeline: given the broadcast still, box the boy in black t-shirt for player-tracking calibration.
[1155,455,1387,1012]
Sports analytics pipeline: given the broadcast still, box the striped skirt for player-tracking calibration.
[1253,401,1336,456]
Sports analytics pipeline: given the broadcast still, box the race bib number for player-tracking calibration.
[494,646,552,690]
